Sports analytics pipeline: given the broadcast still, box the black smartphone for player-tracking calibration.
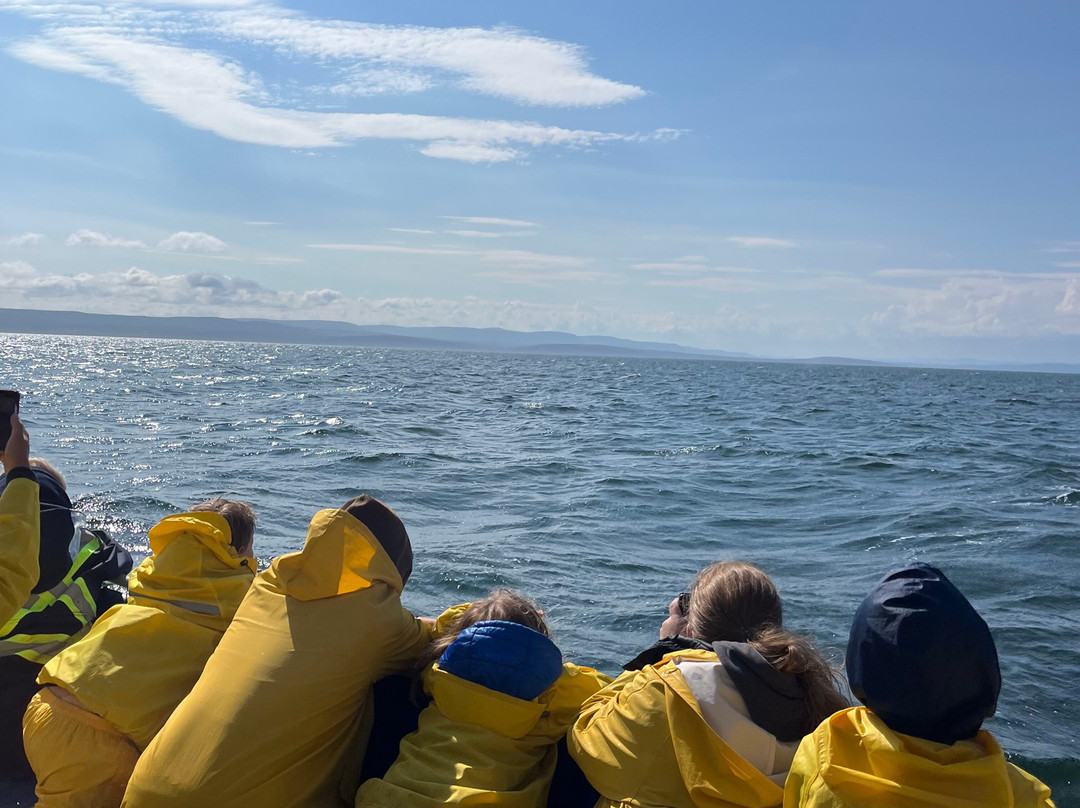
[0,390,20,447]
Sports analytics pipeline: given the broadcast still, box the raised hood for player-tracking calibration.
[263,508,403,601]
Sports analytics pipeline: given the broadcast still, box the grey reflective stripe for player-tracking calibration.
[0,623,92,664]
[130,591,221,616]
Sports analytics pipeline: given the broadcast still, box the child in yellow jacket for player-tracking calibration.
[355,590,611,808]
[784,563,1055,808]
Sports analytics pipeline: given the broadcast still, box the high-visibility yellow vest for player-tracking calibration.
[0,529,117,665]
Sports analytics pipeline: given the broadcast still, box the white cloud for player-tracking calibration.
[0,261,761,339]
[66,228,146,247]
[2,5,672,162]
[443,216,538,227]
[308,242,587,268]
[243,220,279,226]
[388,228,436,234]
[158,231,228,252]
[443,230,532,239]
[4,232,44,246]
[726,236,797,249]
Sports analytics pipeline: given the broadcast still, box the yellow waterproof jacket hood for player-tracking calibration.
[38,511,254,749]
[0,477,39,626]
[570,649,787,808]
[355,660,611,807]
[783,707,1055,808]
[123,508,431,808]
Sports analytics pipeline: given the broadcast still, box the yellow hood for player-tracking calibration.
[784,707,1055,808]
[262,508,402,600]
[40,511,256,749]
[130,512,254,632]
[571,649,785,808]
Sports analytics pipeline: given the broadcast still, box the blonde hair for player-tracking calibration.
[687,561,848,733]
[29,457,66,490]
[420,588,550,674]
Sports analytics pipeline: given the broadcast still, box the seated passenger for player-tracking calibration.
[0,456,132,779]
[22,498,256,808]
[783,563,1055,808]
[122,495,431,808]
[354,589,612,807]
[570,560,848,808]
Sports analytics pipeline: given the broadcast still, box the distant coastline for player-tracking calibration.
[2,307,1077,375]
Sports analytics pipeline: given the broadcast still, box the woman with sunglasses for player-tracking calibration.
[569,560,848,808]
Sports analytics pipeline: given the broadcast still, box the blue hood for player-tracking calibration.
[847,563,1000,745]
[438,620,563,702]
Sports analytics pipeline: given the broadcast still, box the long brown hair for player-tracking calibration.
[418,588,550,674]
[687,561,847,733]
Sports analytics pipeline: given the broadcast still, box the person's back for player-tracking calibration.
[23,499,256,807]
[122,495,430,808]
[355,591,611,808]
[783,564,1055,808]
[0,461,131,778]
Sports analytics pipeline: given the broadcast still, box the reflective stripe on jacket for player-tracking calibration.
[0,531,110,664]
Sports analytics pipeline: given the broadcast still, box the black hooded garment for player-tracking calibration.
[846,563,1001,746]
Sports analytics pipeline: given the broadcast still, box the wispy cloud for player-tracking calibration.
[388,228,436,234]
[2,3,675,162]
[726,236,797,249]
[1042,241,1080,254]
[444,230,533,239]
[308,242,587,268]
[243,221,279,226]
[443,216,538,227]
[158,231,228,252]
[66,228,146,248]
[4,232,44,246]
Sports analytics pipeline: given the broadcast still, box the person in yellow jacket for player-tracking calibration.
[22,498,257,808]
[354,589,612,807]
[783,563,1055,808]
[1,413,38,627]
[570,561,849,808]
[122,494,431,808]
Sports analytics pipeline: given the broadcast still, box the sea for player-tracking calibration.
[2,333,1078,801]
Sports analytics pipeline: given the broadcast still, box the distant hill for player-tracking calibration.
[0,307,755,362]
[3,308,1077,374]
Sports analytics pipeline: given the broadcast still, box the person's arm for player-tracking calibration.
[0,414,39,625]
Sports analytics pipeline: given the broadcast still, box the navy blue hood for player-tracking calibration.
[0,467,74,593]
[439,620,563,702]
[847,563,1000,745]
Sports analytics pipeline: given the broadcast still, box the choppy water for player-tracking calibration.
[2,334,1078,798]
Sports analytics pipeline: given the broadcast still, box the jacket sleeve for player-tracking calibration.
[567,667,661,799]
[0,477,40,625]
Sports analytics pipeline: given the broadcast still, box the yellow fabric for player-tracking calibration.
[783,706,1056,808]
[570,649,785,808]
[23,688,140,808]
[123,508,431,808]
[37,511,254,751]
[355,661,611,807]
[0,477,40,626]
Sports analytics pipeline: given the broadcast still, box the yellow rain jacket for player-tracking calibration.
[0,475,39,625]
[355,656,611,807]
[783,706,1056,808]
[570,649,792,808]
[122,508,431,808]
[37,511,255,749]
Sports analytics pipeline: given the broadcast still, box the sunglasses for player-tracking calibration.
[677,591,692,616]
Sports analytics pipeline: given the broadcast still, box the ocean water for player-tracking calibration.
[2,334,1078,799]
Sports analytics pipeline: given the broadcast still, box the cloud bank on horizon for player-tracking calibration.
[1,0,1079,363]
[1,0,675,162]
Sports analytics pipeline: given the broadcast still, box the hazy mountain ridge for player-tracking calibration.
[2,308,1078,374]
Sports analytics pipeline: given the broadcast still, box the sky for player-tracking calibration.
[1,0,1079,364]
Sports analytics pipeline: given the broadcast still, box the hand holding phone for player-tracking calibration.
[0,391,30,474]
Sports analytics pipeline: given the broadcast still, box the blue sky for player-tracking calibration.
[2,0,1079,363]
